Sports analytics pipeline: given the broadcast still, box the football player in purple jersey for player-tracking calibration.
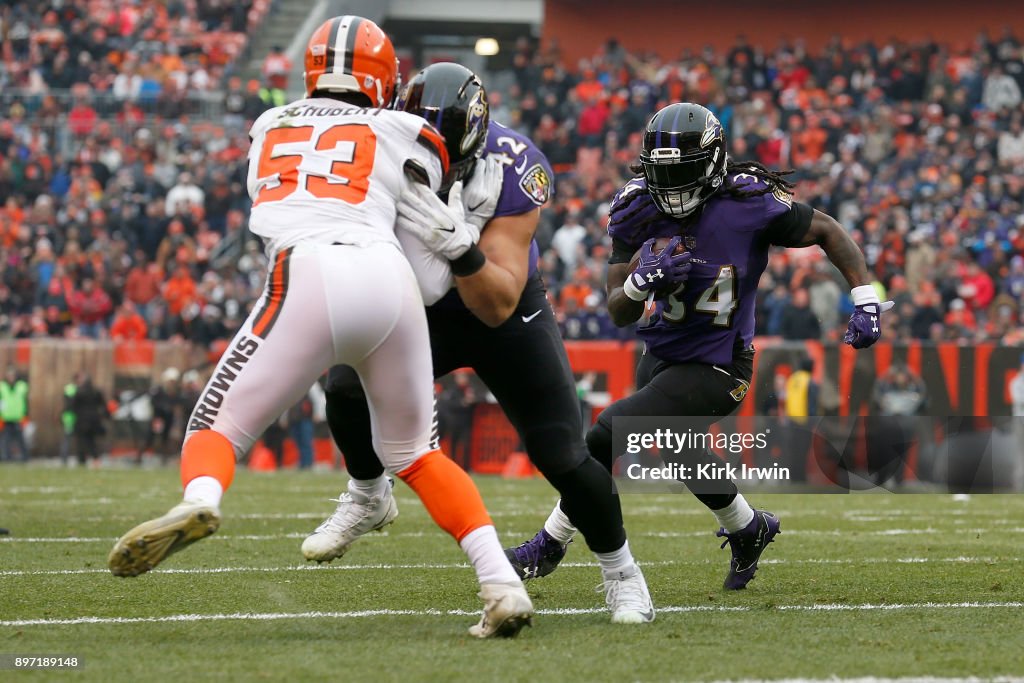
[508,101,892,590]
[303,63,654,624]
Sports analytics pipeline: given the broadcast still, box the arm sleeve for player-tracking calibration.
[764,201,813,248]
[405,123,446,192]
[609,236,637,265]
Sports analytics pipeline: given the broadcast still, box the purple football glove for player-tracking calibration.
[844,285,895,349]
[622,236,693,302]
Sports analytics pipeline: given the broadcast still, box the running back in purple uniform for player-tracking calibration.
[433,120,553,308]
[510,102,885,594]
[608,171,812,366]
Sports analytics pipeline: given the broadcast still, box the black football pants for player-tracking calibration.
[325,274,626,552]
[584,350,755,509]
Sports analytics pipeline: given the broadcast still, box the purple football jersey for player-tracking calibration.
[485,120,553,274]
[608,172,795,365]
[432,120,553,309]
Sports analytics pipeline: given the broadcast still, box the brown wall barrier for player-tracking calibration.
[544,0,1024,66]
[4,339,1018,461]
[0,340,205,455]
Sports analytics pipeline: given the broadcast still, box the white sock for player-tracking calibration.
[713,493,755,532]
[542,500,577,545]
[460,525,522,586]
[183,476,223,508]
[348,475,388,499]
[595,539,636,576]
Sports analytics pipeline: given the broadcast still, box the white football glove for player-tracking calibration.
[396,181,480,260]
[461,155,504,231]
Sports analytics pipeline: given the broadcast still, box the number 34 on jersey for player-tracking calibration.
[659,265,738,328]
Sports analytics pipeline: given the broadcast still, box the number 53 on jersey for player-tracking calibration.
[252,123,377,206]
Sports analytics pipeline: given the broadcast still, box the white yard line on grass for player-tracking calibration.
[2,602,1023,628]
[6,527,1023,544]
[704,678,1024,683]
[643,528,1024,540]
[0,556,1015,578]
[0,561,667,577]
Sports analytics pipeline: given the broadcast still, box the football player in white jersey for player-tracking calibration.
[107,15,533,639]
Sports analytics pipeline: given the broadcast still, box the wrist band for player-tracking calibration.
[450,243,486,277]
[622,274,648,302]
[851,284,880,306]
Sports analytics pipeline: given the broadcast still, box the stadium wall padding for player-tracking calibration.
[0,340,204,455]
[1,339,1018,458]
[544,0,1024,65]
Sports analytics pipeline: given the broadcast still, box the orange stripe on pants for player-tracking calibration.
[252,249,290,339]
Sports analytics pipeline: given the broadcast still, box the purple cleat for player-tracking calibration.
[716,509,781,590]
[504,529,569,580]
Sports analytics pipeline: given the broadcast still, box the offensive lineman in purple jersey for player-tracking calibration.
[508,102,892,590]
[303,63,654,624]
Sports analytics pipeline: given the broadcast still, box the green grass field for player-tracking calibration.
[2,466,1023,682]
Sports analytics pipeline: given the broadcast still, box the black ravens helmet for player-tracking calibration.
[640,102,727,217]
[395,62,489,192]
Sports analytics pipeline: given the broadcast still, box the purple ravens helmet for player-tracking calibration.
[395,62,490,192]
[640,102,728,217]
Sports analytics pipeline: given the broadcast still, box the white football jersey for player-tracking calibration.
[247,98,446,254]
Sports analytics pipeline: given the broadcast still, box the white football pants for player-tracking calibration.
[184,241,434,472]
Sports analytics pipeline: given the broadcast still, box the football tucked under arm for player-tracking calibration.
[626,236,687,275]
[622,236,692,302]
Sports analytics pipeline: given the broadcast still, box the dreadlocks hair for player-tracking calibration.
[628,159,797,200]
[722,160,796,199]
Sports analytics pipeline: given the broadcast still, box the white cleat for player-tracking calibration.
[468,582,534,638]
[108,500,221,577]
[301,483,398,563]
[599,564,655,624]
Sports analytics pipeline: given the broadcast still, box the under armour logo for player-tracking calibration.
[871,315,878,333]
[647,269,664,283]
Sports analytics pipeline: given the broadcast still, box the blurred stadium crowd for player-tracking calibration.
[1,1,1022,349]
